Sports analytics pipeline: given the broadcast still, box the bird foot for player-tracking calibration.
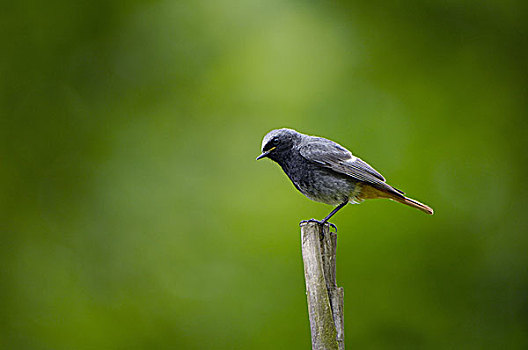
[299,219,337,233]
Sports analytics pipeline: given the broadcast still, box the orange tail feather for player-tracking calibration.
[358,183,434,215]
[394,196,434,215]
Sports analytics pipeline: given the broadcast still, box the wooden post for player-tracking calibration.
[300,221,345,350]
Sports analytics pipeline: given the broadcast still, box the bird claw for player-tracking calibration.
[299,219,337,233]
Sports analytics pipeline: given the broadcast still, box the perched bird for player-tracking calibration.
[256,128,433,226]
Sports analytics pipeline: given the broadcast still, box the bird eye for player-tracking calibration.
[263,137,279,152]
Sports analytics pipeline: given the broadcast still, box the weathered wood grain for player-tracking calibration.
[300,221,344,350]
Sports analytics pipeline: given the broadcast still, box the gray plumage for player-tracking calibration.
[257,128,433,224]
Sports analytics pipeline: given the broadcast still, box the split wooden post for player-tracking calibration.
[300,221,344,350]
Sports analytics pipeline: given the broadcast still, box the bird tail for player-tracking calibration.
[358,183,434,215]
[393,195,434,215]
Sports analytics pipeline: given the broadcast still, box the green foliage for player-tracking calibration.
[2,0,527,349]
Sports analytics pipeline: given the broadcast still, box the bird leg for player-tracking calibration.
[300,200,348,233]
[321,200,348,224]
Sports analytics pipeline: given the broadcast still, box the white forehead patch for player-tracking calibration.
[260,128,297,151]
[261,131,276,151]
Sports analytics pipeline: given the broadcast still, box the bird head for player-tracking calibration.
[256,128,300,161]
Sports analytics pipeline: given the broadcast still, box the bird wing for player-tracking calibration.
[299,137,403,193]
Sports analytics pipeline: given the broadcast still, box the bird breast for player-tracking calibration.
[279,151,358,205]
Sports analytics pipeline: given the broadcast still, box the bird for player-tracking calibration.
[256,128,433,227]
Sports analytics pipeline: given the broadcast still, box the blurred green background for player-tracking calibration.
[2,0,528,349]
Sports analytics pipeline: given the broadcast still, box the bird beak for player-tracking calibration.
[256,147,276,160]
